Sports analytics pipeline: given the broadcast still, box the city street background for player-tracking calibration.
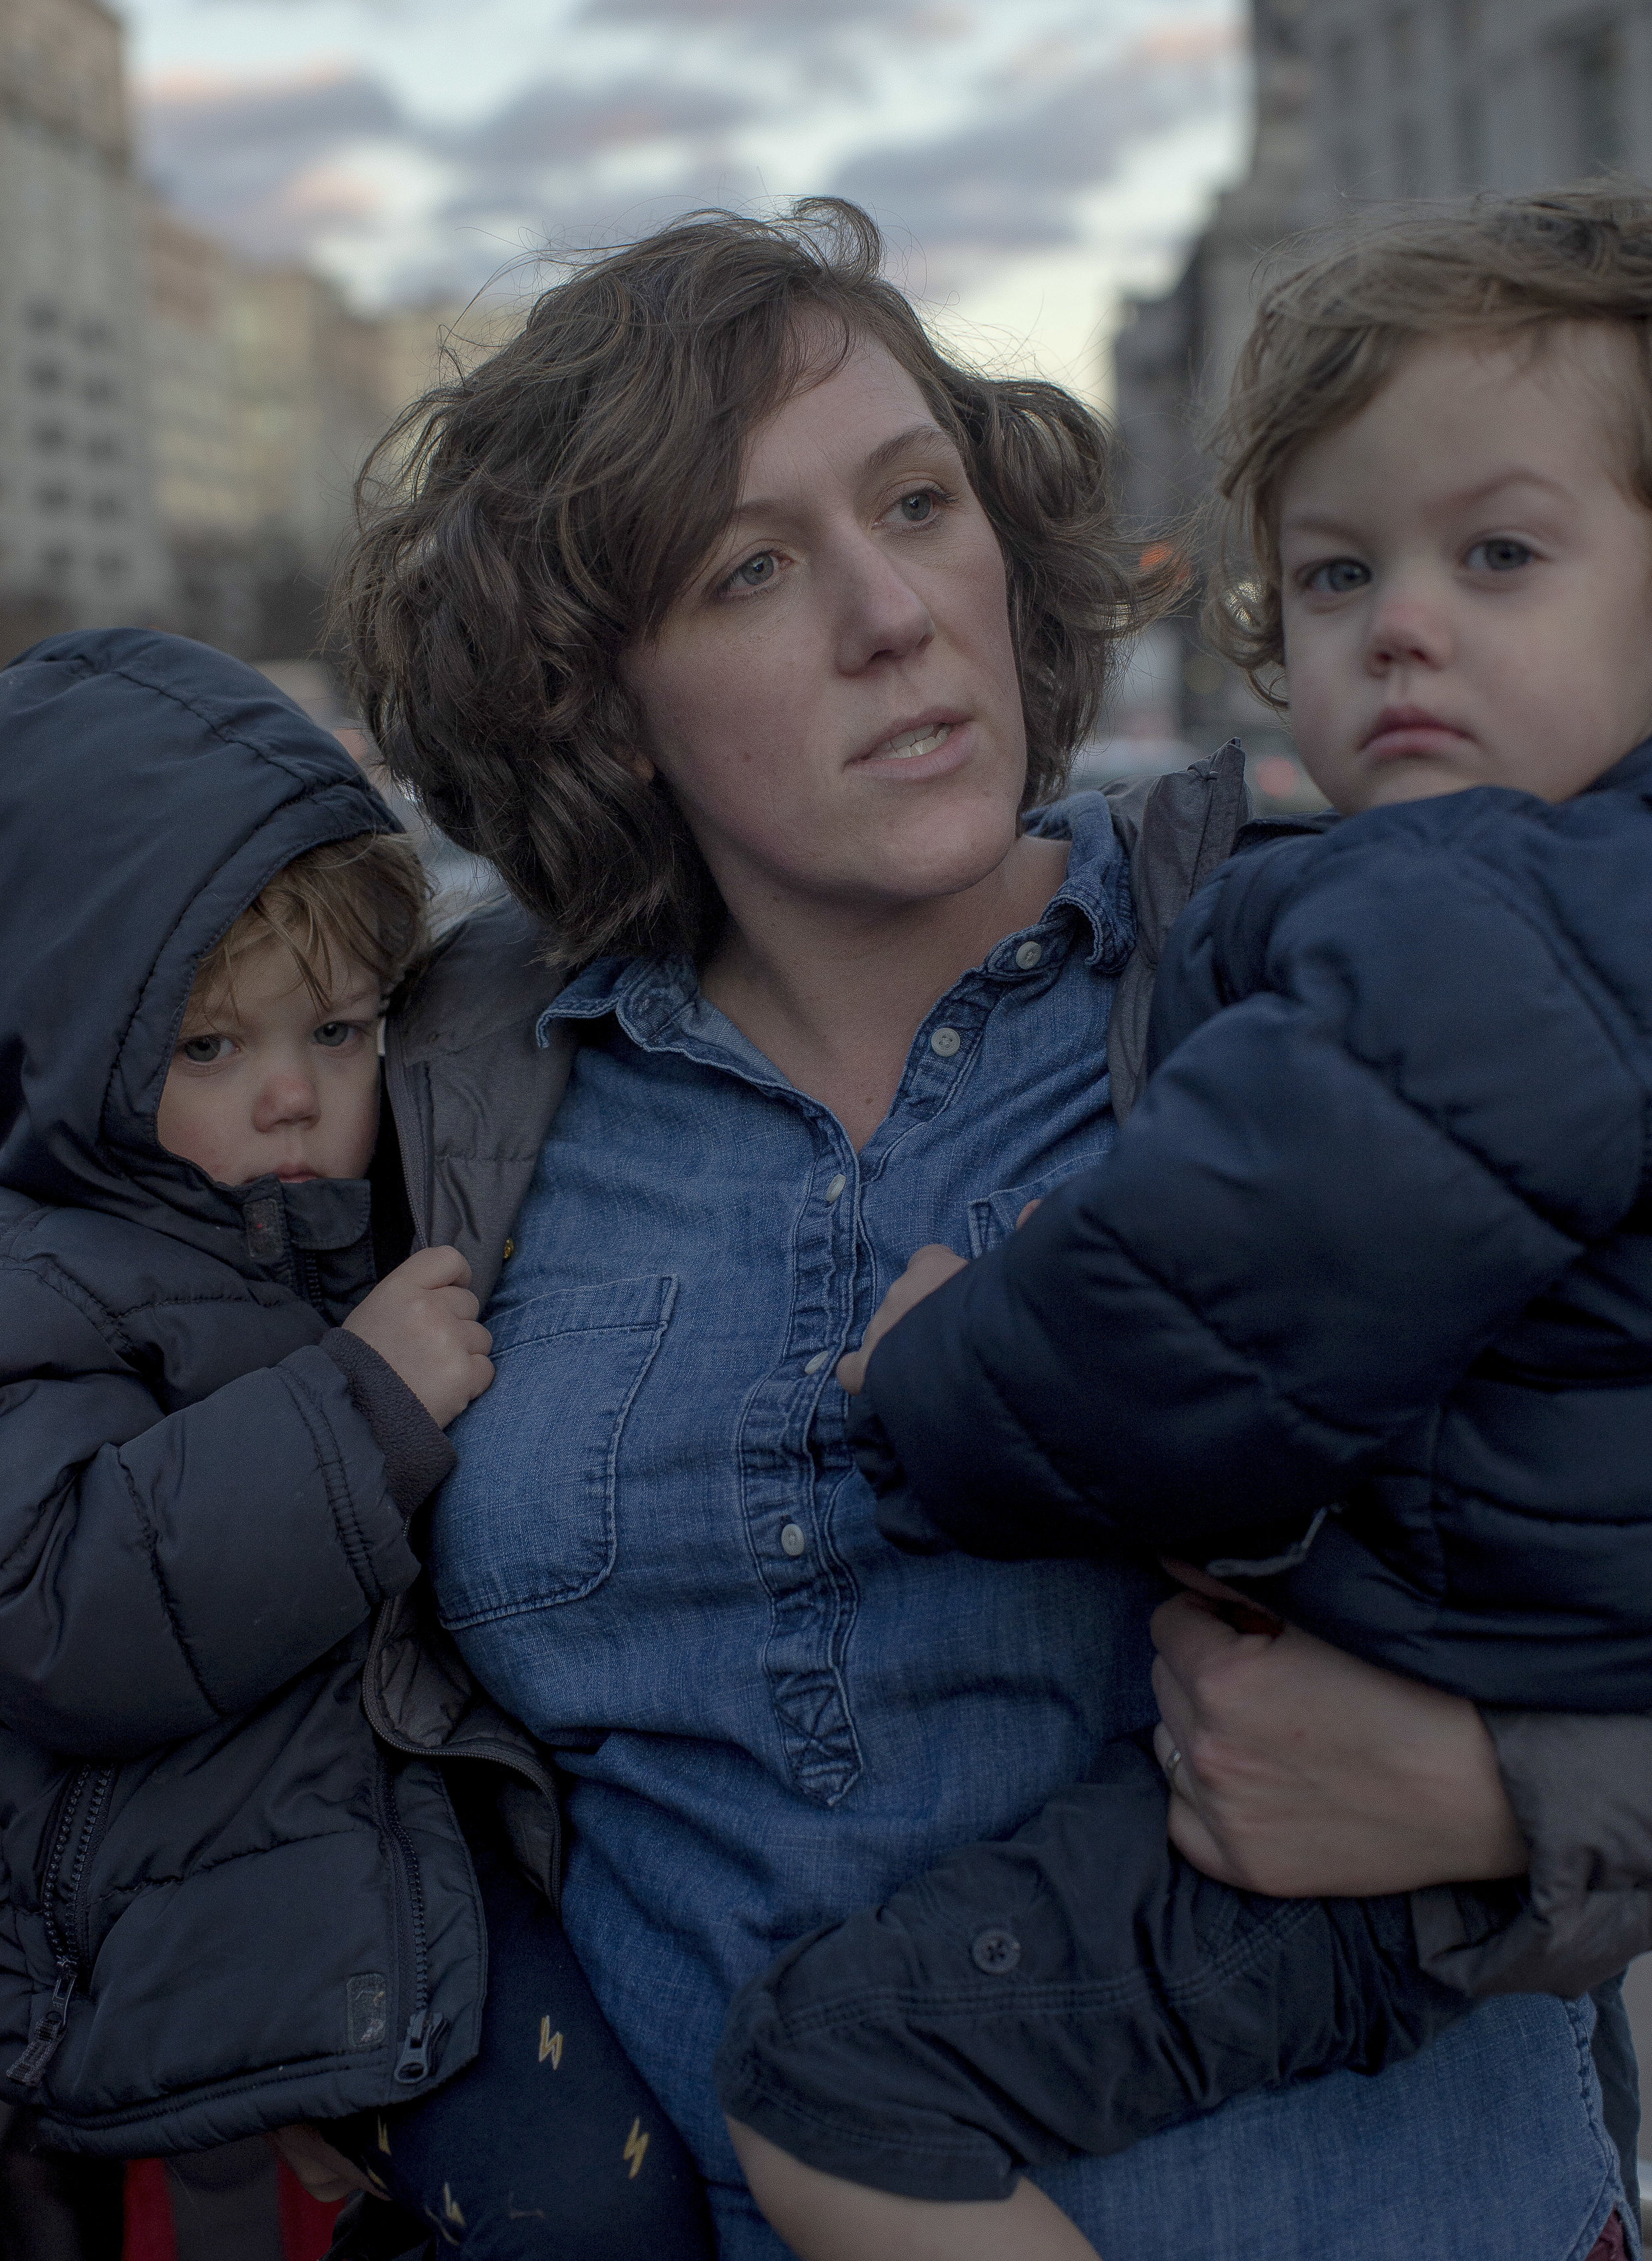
[3,0,1652,2250]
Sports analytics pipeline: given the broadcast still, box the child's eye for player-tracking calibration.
[1466,537,1533,573]
[1304,557,1370,595]
[178,1034,233,1066]
[313,1020,361,1050]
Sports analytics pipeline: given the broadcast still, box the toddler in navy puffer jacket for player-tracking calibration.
[0,634,710,2261]
[717,186,1652,2261]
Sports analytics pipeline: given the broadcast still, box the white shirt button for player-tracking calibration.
[780,1522,807,1557]
[804,1350,830,1375]
[1015,940,1043,970]
[930,1025,961,1058]
[825,1173,846,1202]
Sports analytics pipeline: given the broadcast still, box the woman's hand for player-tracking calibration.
[837,1245,966,1395]
[1150,1579,1529,1897]
[268,2124,383,2204]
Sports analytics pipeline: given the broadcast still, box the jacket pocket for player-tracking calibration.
[430,1276,676,1629]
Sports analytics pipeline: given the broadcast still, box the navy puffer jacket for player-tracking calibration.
[856,742,1652,1711]
[0,631,484,2153]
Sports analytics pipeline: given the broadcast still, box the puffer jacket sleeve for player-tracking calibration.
[0,1260,423,1755]
[856,799,1651,1559]
[1412,1709,1652,1999]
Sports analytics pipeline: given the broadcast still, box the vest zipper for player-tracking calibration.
[377,1762,443,2083]
[8,1764,115,2087]
[382,1040,432,1254]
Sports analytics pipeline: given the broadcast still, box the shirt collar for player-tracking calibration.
[536,787,1133,1050]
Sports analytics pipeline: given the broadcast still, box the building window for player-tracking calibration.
[23,300,59,334]
[94,551,126,581]
[32,424,66,452]
[88,494,125,522]
[1563,23,1627,174]
[1448,0,1480,52]
[85,434,120,463]
[83,377,117,406]
[40,547,73,580]
[1395,113,1427,196]
[36,485,71,513]
[1328,30,1360,110]
[27,362,63,393]
[1456,89,1487,188]
[1388,5,1417,87]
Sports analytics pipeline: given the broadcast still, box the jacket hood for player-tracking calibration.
[0,629,401,1285]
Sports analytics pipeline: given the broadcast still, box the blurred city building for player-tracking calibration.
[0,0,513,668]
[0,0,170,657]
[1108,0,1652,806]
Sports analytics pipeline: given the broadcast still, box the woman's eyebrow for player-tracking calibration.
[729,424,957,525]
[859,422,956,479]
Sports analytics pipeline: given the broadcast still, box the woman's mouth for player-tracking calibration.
[876,722,954,760]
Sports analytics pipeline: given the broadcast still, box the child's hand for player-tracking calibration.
[341,1245,494,1427]
[837,1245,967,1395]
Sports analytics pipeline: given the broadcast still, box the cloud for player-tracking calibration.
[131,7,1241,305]
[574,0,951,28]
[437,75,749,185]
[140,63,406,256]
[831,32,1239,271]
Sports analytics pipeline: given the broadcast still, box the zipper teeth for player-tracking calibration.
[380,1769,428,2018]
[67,1769,115,1973]
[39,1767,92,1971]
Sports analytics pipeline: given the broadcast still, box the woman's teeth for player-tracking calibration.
[878,723,953,760]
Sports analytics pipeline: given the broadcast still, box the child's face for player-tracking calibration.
[155,939,383,1188]
[1277,326,1652,814]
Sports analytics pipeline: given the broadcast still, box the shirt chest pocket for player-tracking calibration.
[966,1146,1116,1258]
[430,1275,677,1630]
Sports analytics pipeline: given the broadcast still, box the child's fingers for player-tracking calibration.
[837,1245,966,1396]
[466,1352,496,1400]
[396,1243,472,1289]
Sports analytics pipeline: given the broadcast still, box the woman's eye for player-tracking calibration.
[894,488,938,524]
[1466,537,1533,573]
[178,1034,232,1066]
[313,1021,359,1050]
[1304,557,1370,595]
[727,551,778,592]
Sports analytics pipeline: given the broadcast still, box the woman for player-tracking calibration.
[332,201,1647,2258]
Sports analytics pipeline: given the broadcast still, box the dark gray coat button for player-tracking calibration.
[971,1926,1021,1974]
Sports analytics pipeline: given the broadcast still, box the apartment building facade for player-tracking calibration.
[0,0,170,654]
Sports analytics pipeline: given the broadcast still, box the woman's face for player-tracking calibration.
[623,336,1028,923]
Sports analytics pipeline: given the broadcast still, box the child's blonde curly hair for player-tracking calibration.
[1205,181,1652,708]
[188,833,428,1019]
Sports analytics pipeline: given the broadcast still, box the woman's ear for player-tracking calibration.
[625,749,657,785]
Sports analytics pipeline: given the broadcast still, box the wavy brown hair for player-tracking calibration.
[1206,181,1652,708]
[336,198,1176,962]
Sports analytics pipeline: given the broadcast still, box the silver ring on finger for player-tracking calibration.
[1162,1744,1185,1794]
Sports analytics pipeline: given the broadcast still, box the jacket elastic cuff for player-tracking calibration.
[317,1328,457,1516]
[1412,1706,1652,1999]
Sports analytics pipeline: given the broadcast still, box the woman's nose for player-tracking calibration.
[252,1069,321,1133]
[835,539,935,672]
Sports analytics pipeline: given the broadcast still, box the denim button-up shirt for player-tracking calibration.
[434,794,1619,2261]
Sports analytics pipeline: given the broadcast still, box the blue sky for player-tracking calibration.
[114,0,1248,395]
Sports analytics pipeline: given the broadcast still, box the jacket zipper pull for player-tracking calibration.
[393,2007,443,2084]
[7,1965,76,2087]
